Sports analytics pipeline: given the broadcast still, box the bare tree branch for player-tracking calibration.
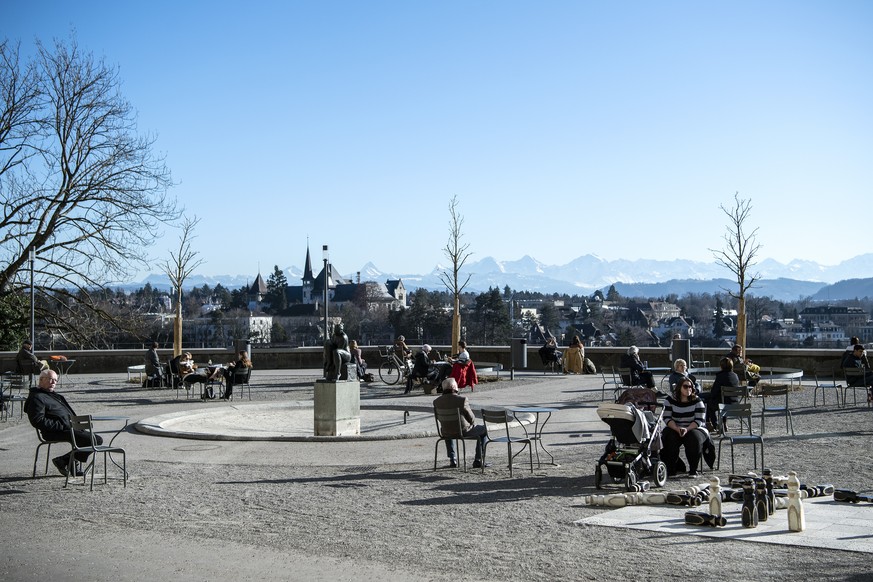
[161,217,204,356]
[438,195,473,352]
[0,35,178,346]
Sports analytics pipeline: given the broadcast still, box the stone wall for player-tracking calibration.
[0,345,849,376]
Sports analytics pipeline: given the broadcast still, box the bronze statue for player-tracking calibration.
[323,323,353,381]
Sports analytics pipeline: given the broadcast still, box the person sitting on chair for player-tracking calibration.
[538,337,563,370]
[217,350,253,400]
[177,352,209,396]
[448,341,477,390]
[563,336,585,374]
[432,377,487,469]
[706,357,741,429]
[841,344,873,403]
[668,359,700,394]
[405,344,432,394]
[17,339,49,374]
[662,378,711,477]
[24,369,101,477]
[726,344,760,386]
[619,346,655,388]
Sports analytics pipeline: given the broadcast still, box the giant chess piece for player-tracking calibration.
[666,492,702,507]
[584,494,629,508]
[709,476,722,518]
[834,489,873,503]
[755,478,769,522]
[633,491,668,505]
[685,511,727,528]
[787,471,806,532]
[801,484,835,498]
[763,468,776,517]
[741,479,759,528]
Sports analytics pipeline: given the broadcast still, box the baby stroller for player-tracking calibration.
[594,388,667,490]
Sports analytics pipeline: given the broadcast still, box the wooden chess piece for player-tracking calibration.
[754,478,768,522]
[634,491,668,505]
[787,471,805,532]
[834,489,873,503]
[763,468,776,517]
[709,476,722,518]
[666,492,702,507]
[685,483,710,497]
[585,494,629,507]
[627,481,650,493]
[685,510,727,527]
[741,479,758,528]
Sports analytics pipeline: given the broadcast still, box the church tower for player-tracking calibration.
[302,245,314,304]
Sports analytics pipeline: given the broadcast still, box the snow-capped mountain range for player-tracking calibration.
[136,254,873,302]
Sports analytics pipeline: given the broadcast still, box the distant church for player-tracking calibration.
[248,245,407,315]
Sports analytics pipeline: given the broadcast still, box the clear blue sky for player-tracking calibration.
[5,1,872,281]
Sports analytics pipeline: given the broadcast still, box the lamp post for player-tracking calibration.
[322,245,329,342]
[29,248,35,347]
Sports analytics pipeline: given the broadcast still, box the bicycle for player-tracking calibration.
[379,346,410,385]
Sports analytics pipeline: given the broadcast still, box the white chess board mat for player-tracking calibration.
[576,497,873,554]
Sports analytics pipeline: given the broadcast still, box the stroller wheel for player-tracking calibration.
[653,461,668,488]
[594,465,603,490]
[625,470,637,491]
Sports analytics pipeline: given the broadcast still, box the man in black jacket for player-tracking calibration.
[25,369,102,476]
[16,339,49,374]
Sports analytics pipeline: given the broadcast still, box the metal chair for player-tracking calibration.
[1,373,28,421]
[66,414,127,491]
[719,385,750,433]
[481,408,534,476]
[231,366,253,400]
[759,384,795,436]
[32,428,69,477]
[600,367,622,401]
[717,403,764,473]
[433,407,481,472]
[841,368,872,408]
[812,365,842,407]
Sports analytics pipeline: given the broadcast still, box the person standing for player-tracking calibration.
[144,342,164,387]
[24,369,102,476]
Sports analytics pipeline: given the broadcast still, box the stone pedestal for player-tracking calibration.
[314,379,361,436]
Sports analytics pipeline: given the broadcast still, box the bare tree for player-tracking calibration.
[161,218,204,356]
[0,36,176,346]
[437,195,473,355]
[710,192,761,351]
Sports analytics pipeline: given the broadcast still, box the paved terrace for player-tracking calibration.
[1,368,872,581]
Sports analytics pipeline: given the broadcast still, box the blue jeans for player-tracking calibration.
[445,425,486,462]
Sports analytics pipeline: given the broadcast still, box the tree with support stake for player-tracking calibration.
[438,196,472,357]
[710,193,761,352]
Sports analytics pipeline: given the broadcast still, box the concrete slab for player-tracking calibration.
[576,496,873,554]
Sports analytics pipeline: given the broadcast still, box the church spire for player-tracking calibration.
[303,243,313,282]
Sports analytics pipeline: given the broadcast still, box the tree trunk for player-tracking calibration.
[173,289,183,357]
[737,296,747,351]
[452,295,461,356]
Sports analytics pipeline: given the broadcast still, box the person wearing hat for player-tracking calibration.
[16,339,49,374]
[432,377,488,468]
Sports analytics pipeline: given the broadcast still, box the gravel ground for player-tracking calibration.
[1,372,872,581]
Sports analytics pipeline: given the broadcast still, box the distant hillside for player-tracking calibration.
[121,253,873,301]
